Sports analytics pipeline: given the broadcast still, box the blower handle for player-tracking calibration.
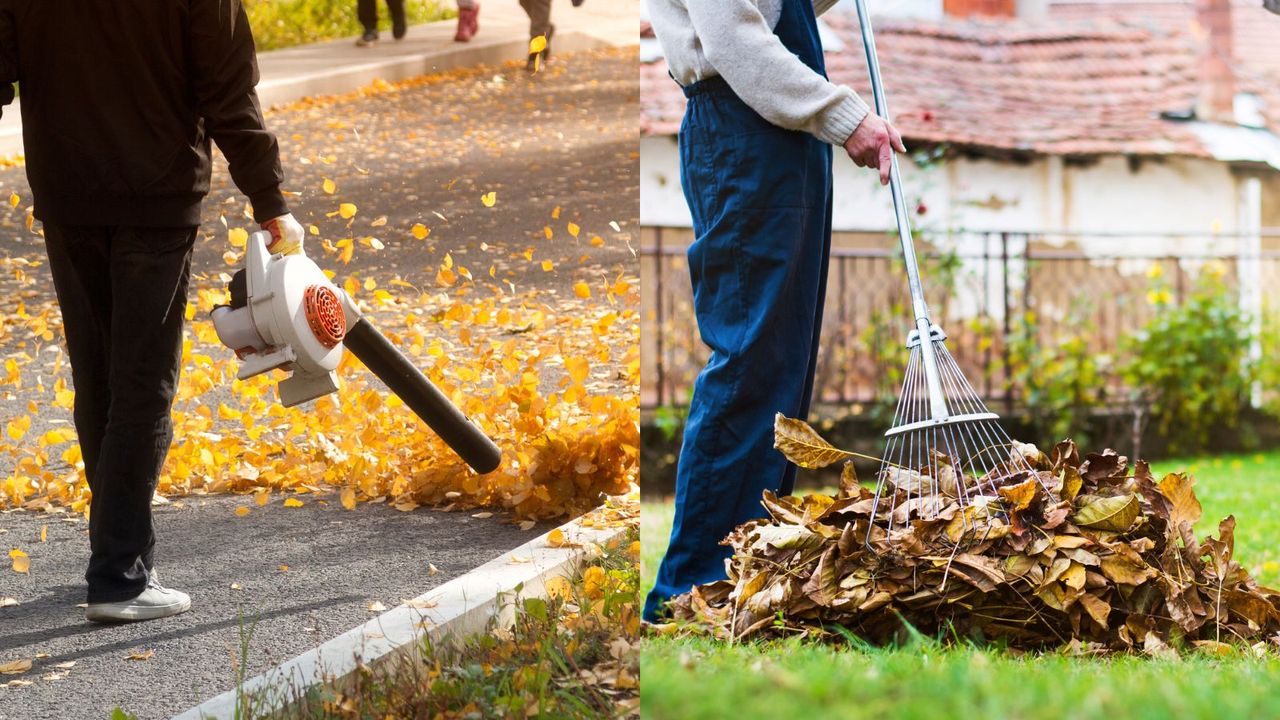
[343,317,503,474]
[852,0,949,422]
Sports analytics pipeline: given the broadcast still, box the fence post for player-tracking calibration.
[838,255,848,404]
[655,226,666,407]
[1001,232,1014,414]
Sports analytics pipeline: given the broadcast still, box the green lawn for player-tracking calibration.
[640,450,1280,719]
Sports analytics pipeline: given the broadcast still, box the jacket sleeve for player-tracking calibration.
[0,0,16,117]
[188,0,288,222]
[686,0,869,146]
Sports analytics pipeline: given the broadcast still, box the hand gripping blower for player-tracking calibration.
[210,231,503,474]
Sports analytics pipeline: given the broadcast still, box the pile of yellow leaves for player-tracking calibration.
[0,262,639,520]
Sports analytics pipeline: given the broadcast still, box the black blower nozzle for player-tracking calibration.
[343,317,503,474]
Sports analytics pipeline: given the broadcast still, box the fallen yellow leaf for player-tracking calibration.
[481,191,497,208]
[545,575,573,600]
[9,549,28,574]
[283,498,304,508]
[0,659,31,675]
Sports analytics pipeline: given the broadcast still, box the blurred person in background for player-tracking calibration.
[455,0,479,41]
[520,0,586,72]
[357,0,407,45]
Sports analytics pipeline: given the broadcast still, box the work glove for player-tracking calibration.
[261,213,306,256]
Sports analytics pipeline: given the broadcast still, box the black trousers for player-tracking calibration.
[44,224,195,604]
[357,0,405,31]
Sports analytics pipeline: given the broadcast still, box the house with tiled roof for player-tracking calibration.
[641,0,1280,238]
[639,0,1280,409]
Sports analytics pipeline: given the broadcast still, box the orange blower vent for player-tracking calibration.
[303,285,346,349]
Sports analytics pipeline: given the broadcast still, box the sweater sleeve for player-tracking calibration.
[188,0,288,222]
[685,0,869,146]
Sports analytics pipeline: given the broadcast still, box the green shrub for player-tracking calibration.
[244,0,451,51]
[1005,302,1114,449]
[1118,269,1253,453]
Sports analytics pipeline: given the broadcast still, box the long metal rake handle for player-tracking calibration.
[851,0,949,422]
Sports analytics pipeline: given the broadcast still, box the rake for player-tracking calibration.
[851,0,1037,536]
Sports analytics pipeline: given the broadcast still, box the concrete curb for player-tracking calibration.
[255,31,619,110]
[171,510,629,720]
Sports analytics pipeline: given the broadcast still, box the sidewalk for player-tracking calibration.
[0,0,639,156]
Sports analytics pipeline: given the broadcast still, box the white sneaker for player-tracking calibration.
[86,572,191,623]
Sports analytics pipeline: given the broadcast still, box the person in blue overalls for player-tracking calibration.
[644,0,906,621]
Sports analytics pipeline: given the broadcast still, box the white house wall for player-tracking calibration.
[642,135,1243,242]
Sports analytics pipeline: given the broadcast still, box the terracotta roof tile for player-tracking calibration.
[641,11,1280,157]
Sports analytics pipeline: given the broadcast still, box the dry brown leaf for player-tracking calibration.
[1073,494,1140,532]
[1157,472,1202,527]
[773,414,854,469]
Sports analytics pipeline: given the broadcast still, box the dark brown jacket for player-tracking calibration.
[0,0,288,227]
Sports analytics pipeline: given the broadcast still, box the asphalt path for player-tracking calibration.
[0,495,553,719]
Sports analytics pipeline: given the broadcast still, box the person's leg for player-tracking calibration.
[83,226,195,604]
[643,91,832,621]
[44,224,114,539]
[387,0,407,39]
[455,0,479,42]
[519,0,552,40]
[357,0,377,32]
[520,0,553,70]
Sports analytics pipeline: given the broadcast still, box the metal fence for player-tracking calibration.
[641,226,1280,410]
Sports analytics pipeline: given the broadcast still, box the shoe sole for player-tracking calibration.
[86,598,192,623]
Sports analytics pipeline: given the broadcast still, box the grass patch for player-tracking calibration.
[279,528,640,719]
[245,0,452,51]
[641,448,1280,719]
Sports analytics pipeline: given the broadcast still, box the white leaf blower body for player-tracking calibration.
[210,231,504,475]
[211,231,350,407]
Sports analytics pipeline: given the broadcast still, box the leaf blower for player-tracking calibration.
[210,231,503,474]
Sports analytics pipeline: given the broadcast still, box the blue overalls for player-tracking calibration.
[645,0,834,621]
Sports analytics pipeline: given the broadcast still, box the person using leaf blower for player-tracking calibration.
[643,0,906,622]
[0,0,304,623]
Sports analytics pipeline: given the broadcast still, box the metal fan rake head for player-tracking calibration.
[867,324,1041,541]
[850,0,1042,545]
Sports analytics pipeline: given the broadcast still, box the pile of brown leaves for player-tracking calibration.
[668,417,1280,653]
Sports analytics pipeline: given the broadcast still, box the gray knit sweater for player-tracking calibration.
[648,0,870,146]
